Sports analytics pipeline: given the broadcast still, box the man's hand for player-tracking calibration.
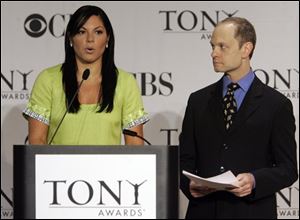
[228,173,255,197]
[189,180,216,197]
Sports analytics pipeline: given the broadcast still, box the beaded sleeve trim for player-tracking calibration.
[123,115,150,129]
[23,108,50,125]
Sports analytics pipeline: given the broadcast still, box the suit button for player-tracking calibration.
[223,143,229,150]
[220,166,225,173]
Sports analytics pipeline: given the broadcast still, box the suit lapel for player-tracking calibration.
[229,76,264,133]
[208,79,226,134]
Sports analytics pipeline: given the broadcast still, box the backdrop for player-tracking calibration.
[1,1,299,219]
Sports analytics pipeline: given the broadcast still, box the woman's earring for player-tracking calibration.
[70,42,73,47]
[105,43,108,48]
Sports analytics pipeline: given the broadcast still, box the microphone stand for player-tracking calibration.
[48,69,90,145]
[122,129,152,145]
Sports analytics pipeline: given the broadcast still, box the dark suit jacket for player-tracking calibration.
[180,76,298,219]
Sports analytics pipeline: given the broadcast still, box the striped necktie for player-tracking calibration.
[223,83,239,130]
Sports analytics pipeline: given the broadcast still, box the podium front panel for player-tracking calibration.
[13,145,178,219]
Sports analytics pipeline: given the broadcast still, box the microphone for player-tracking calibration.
[122,129,152,145]
[48,69,90,145]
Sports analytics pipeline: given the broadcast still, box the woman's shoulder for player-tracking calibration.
[117,68,135,77]
[39,64,62,77]
[117,68,136,82]
[115,68,140,95]
[35,64,62,84]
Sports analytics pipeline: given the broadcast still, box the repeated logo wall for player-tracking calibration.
[1,1,299,219]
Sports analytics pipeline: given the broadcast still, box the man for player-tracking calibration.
[180,17,298,219]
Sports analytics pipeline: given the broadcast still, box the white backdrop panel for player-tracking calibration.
[1,1,298,219]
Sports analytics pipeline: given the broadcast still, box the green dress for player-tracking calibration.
[23,64,149,145]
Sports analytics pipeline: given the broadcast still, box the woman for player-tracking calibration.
[23,5,149,145]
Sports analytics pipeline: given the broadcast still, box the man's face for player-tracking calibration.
[210,23,244,75]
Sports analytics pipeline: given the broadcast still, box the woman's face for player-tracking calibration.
[72,15,109,65]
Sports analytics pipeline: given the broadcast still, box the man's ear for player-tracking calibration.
[241,42,254,59]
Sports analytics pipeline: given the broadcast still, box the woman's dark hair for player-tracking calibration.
[61,5,117,113]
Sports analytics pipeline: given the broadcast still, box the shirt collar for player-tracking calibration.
[223,69,255,92]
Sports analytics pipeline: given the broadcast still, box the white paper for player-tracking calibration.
[182,170,239,190]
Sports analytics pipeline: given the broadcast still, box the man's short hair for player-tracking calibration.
[218,17,256,59]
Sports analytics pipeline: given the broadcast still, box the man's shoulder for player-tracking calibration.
[185,82,220,107]
[255,77,289,103]
[191,81,219,98]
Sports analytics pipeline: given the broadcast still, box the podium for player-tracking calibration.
[13,145,179,219]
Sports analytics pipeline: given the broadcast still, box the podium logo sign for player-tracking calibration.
[35,155,156,219]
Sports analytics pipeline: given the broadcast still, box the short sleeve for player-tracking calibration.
[121,72,149,129]
[22,68,53,125]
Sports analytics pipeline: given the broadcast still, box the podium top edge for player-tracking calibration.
[14,144,178,148]
[13,145,179,155]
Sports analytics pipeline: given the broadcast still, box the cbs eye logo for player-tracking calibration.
[24,13,71,38]
[24,14,47,37]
